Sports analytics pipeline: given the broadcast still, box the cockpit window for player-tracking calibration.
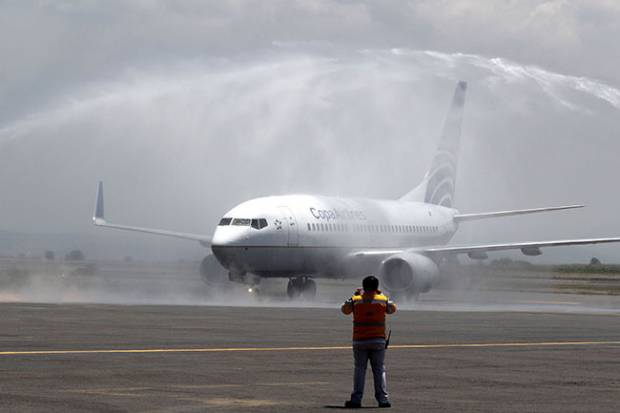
[218,217,232,226]
[232,218,251,226]
[251,218,268,230]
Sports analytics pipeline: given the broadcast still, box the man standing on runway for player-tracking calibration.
[341,275,397,408]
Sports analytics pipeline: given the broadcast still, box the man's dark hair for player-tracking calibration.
[362,275,379,291]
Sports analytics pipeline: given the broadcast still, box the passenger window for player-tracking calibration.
[307,223,311,231]
[218,217,232,226]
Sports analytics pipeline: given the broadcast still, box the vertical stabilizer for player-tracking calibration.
[400,81,467,207]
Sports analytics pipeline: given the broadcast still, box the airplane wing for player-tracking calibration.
[348,237,620,261]
[453,204,584,223]
[93,181,211,247]
[421,237,620,258]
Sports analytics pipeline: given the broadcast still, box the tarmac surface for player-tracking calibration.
[1,302,620,412]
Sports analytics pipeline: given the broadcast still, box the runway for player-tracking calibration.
[1,303,619,412]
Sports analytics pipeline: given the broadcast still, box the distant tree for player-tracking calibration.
[44,250,55,261]
[65,249,85,261]
[589,257,602,266]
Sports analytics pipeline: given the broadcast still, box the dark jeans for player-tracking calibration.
[350,342,388,404]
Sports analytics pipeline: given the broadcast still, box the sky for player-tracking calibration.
[1,0,619,262]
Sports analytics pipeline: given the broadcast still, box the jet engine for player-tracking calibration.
[379,252,439,295]
[200,254,229,287]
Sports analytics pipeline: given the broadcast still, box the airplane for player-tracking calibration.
[92,81,620,299]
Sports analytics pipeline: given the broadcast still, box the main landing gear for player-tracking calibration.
[286,276,316,300]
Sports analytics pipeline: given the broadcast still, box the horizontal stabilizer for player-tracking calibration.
[93,181,211,246]
[454,205,584,223]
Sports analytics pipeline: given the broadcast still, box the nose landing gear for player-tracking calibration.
[286,276,316,300]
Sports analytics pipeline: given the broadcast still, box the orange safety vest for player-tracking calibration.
[350,291,390,341]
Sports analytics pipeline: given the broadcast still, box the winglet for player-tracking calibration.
[93,181,106,225]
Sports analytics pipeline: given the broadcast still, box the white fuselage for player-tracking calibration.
[211,194,458,278]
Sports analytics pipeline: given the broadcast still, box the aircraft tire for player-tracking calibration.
[301,278,317,299]
[287,279,301,299]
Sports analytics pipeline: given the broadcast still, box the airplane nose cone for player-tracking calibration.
[211,227,247,269]
[211,227,226,247]
[211,226,248,247]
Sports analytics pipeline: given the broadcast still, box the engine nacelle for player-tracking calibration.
[379,252,439,294]
[200,254,230,286]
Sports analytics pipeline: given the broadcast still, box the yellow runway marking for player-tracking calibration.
[524,300,581,305]
[1,340,620,356]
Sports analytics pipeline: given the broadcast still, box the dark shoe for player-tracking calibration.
[344,400,362,408]
[378,400,391,408]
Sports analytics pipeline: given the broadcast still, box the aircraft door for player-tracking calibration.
[279,206,299,247]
